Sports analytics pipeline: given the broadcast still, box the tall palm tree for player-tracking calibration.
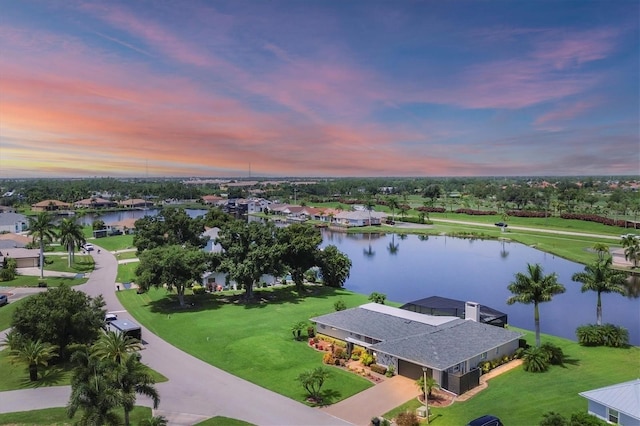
[571,257,627,325]
[116,352,160,426]
[386,196,399,223]
[592,243,610,261]
[91,330,142,365]
[364,197,375,227]
[67,364,122,425]
[507,263,566,347]
[7,339,58,381]
[621,235,640,268]
[58,218,86,267]
[28,212,57,279]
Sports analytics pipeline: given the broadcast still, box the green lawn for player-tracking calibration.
[44,255,94,273]
[3,276,88,288]
[116,262,139,283]
[90,234,135,252]
[115,250,138,260]
[384,329,640,425]
[195,417,255,426]
[0,406,152,425]
[0,297,28,331]
[117,285,373,404]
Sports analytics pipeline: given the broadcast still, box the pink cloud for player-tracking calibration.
[531,28,618,69]
[535,100,598,126]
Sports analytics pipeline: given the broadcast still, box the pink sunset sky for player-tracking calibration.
[0,0,638,178]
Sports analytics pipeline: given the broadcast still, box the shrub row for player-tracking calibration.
[560,213,640,229]
[415,206,446,213]
[478,353,517,374]
[576,324,629,347]
[192,285,206,295]
[369,363,388,375]
[315,333,348,348]
[454,208,497,215]
[506,210,551,218]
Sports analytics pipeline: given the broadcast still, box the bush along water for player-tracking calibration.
[576,324,629,347]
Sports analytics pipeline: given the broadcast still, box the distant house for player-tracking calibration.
[74,197,117,209]
[107,218,139,235]
[201,195,226,206]
[0,233,32,249]
[579,379,640,425]
[310,303,523,395]
[31,199,71,212]
[333,210,386,227]
[118,199,153,209]
[401,296,508,328]
[0,213,28,233]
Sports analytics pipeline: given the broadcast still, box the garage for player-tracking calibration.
[398,359,430,380]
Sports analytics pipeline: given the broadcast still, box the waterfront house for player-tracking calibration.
[579,379,640,425]
[31,199,71,212]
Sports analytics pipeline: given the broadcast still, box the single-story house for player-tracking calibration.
[201,195,226,206]
[332,210,387,227]
[310,302,523,395]
[31,199,71,212]
[118,199,153,209]
[104,218,138,236]
[74,198,117,209]
[579,379,640,425]
[0,213,28,233]
[0,233,32,249]
[1,248,40,268]
[401,296,508,328]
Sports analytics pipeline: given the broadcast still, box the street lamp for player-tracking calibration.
[422,367,430,424]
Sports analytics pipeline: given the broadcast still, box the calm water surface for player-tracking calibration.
[320,230,640,345]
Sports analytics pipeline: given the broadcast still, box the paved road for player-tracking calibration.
[0,247,351,426]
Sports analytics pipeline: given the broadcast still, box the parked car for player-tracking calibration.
[83,243,94,252]
[467,415,503,426]
[494,222,508,228]
[0,295,8,306]
[105,312,118,323]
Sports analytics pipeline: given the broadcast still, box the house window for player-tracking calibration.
[480,352,487,360]
[319,324,326,329]
[607,408,619,424]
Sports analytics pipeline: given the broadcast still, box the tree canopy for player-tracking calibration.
[134,207,206,253]
[317,245,352,288]
[276,224,323,293]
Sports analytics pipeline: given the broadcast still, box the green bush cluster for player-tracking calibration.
[385,365,395,377]
[360,352,374,367]
[539,410,607,426]
[315,333,347,348]
[0,257,17,281]
[478,353,518,374]
[523,343,565,373]
[191,285,206,295]
[576,324,629,347]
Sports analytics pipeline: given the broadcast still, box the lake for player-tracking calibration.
[320,230,640,346]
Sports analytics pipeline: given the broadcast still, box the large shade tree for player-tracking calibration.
[58,218,86,267]
[215,220,281,300]
[571,257,628,325]
[28,212,57,279]
[11,285,105,359]
[507,263,566,347]
[277,224,323,293]
[134,207,207,253]
[317,245,352,288]
[136,245,211,307]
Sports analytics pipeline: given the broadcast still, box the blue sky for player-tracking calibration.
[0,0,638,177]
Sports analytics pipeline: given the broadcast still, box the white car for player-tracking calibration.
[83,243,94,252]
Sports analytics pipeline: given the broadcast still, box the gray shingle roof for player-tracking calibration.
[579,379,640,420]
[0,213,27,227]
[311,303,523,371]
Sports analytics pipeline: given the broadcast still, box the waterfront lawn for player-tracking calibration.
[0,406,152,425]
[90,234,135,252]
[384,329,640,425]
[117,285,373,404]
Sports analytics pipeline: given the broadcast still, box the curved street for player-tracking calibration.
[0,247,352,426]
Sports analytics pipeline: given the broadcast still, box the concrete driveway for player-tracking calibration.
[0,246,352,426]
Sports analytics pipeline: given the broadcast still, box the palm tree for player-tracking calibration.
[592,243,610,261]
[571,257,627,325]
[7,339,58,381]
[115,352,160,426]
[507,263,566,347]
[91,330,142,365]
[621,235,640,268]
[365,197,375,227]
[28,212,57,279]
[386,196,399,222]
[67,363,122,425]
[140,416,168,426]
[58,218,86,267]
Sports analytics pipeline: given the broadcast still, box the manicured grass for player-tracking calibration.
[117,285,373,404]
[44,255,94,273]
[0,406,152,425]
[384,329,640,425]
[195,416,255,426]
[116,262,139,283]
[0,297,28,331]
[115,250,138,260]
[4,276,88,288]
[90,234,135,252]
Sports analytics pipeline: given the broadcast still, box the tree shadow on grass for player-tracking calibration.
[560,356,580,367]
[21,365,67,388]
[317,388,343,406]
[147,285,353,314]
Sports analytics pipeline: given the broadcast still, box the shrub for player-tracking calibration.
[322,352,336,365]
[369,364,387,375]
[351,353,360,361]
[569,412,607,426]
[522,347,550,373]
[385,365,395,377]
[334,299,347,311]
[541,343,565,366]
[191,285,205,295]
[360,352,374,367]
[0,257,17,281]
[395,411,419,426]
[37,281,48,288]
[334,347,346,359]
[540,411,568,426]
[576,324,629,347]
[307,326,315,338]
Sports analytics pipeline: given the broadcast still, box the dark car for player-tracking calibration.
[467,415,503,426]
[494,222,508,228]
[0,294,8,306]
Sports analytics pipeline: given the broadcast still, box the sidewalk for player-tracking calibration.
[16,267,80,278]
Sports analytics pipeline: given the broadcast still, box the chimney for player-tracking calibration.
[465,301,480,322]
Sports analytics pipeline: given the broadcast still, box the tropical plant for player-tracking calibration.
[6,339,58,381]
[91,330,142,365]
[115,352,160,426]
[507,263,566,347]
[416,375,439,399]
[28,212,57,279]
[58,218,86,267]
[571,257,627,325]
[334,299,347,311]
[0,257,17,281]
[67,361,123,425]
[291,321,307,341]
[297,367,331,402]
[621,234,640,268]
[395,411,420,426]
[368,292,387,304]
[140,416,169,426]
[317,245,352,288]
[540,342,565,366]
[592,243,609,261]
[539,411,568,426]
[386,196,399,221]
[522,346,550,373]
